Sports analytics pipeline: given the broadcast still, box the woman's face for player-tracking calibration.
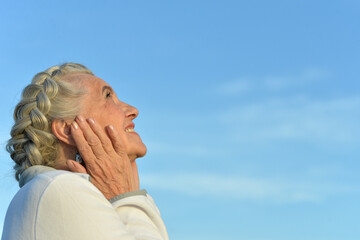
[65,73,147,160]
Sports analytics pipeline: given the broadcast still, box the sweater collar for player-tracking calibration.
[19,165,56,188]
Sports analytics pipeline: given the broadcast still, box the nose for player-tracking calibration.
[124,103,139,120]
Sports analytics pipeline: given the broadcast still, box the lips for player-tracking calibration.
[125,123,135,132]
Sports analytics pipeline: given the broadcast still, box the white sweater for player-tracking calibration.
[1,166,169,240]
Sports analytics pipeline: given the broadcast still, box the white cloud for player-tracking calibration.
[210,67,358,146]
[263,68,327,91]
[216,78,253,96]
[145,141,211,157]
[215,68,328,96]
[142,172,359,203]
[220,95,360,144]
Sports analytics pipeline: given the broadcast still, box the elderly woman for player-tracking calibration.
[2,63,169,240]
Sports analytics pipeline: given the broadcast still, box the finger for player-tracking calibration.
[71,121,96,167]
[106,124,135,189]
[66,160,87,174]
[76,115,106,158]
[87,118,114,154]
[106,125,127,156]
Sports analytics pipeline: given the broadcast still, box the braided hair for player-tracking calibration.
[6,63,94,181]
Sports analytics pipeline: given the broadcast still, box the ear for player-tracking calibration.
[52,119,76,146]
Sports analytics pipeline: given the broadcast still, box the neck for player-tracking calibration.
[54,142,76,170]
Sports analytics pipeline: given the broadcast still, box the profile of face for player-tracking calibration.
[65,73,147,160]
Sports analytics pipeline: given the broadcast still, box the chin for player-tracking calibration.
[128,143,147,161]
[136,144,147,158]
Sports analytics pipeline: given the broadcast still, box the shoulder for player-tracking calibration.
[3,170,169,240]
[18,169,104,204]
[25,168,91,187]
[26,169,96,193]
[2,170,110,240]
[8,169,110,219]
[26,169,111,211]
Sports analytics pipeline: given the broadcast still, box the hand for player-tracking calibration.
[67,115,139,200]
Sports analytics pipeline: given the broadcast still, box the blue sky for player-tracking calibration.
[1,1,359,239]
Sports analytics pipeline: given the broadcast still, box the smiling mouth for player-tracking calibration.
[125,128,135,133]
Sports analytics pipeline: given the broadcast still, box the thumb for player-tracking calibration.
[66,160,87,174]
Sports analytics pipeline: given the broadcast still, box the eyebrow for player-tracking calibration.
[102,85,114,94]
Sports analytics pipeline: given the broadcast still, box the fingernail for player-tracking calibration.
[66,160,75,168]
[88,118,95,124]
[72,122,79,129]
[77,115,85,122]
[108,125,114,131]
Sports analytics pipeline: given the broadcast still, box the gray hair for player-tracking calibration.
[6,63,94,181]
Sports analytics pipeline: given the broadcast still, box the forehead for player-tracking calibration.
[63,73,109,93]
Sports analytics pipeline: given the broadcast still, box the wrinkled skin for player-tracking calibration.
[64,73,146,199]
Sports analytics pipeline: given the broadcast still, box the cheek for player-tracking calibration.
[83,101,125,132]
[102,104,126,128]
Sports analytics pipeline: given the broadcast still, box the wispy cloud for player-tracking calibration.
[142,172,359,203]
[220,95,360,144]
[145,141,211,157]
[216,79,252,96]
[215,68,328,96]
[210,68,360,145]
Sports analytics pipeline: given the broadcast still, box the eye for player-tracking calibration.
[105,91,112,98]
